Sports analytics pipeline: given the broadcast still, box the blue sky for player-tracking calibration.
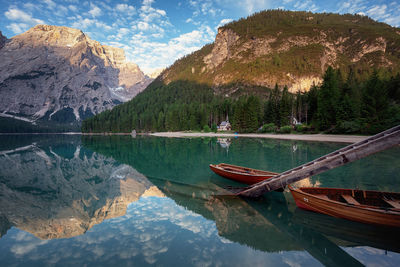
[0,0,399,74]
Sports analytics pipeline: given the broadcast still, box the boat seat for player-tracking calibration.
[342,195,360,205]
[383,199,400,209]
[315,194,330,201]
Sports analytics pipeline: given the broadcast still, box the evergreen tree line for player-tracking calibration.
[82,67,400,135]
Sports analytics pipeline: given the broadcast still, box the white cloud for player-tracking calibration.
[157,9,166,16]
[53,5,70,17]
[6,23,30,34]
[336,0,367,14]
[71,19,111,31]
[95,21,112,31]
[137,21,150,31]
[384,16,400,27]
[4,8,44,34]
[139,0,167,23]
[69,5,78,12]
[293,0,318,12]
[143,0,155,6]
[116,4,136,16]
[71,18,95,29]
[189,0,223,17]
[133,22,165,35]
[217,18,233,28]
[23,2,39,11]
[171,30,204,46]
[335,1,399,27]
[122,25,216,72]
[240,0,272,15]
[118,27,130,35]
[89,5,102,17]
[42,0,57,9]
[110,28,131,41]
[365,5,389,19]
[5,8,44,25]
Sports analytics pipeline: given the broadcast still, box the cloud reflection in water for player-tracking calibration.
[0,196,322,266]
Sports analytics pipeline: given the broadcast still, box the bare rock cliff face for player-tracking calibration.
[202,28,372,92]
[0,25,151,125]
[203,28,240,70]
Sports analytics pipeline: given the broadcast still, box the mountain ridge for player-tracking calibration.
[160,10,400,93]
[0,25,152,131]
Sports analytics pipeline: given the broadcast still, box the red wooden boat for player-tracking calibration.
[289,185,400,227]
[209,163,278,185]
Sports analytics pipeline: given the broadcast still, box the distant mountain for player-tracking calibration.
[146,68,165,79]
[0,25,152,132]
[161,10,400,93]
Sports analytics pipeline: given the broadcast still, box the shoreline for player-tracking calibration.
[0,132,369,143]
[150,132,369,143]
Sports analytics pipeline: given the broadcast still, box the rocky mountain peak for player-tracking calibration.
[0,25,152,130]
[26,24,86,46]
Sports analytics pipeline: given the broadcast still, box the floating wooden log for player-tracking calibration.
[234,125,400,198]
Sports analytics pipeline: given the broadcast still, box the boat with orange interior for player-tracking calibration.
[209,163,278,185]
[289,185,400,227]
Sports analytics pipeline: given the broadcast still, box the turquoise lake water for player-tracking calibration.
[0,135,399,266]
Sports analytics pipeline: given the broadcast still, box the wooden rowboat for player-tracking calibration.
[209,163,278,185]
[289,185,400,227]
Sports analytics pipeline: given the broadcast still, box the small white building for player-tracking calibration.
[218,121,231,131]
[217,138,231,148]
[291,117,302,125]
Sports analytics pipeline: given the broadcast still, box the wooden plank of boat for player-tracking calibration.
[289,185,400,227]
[313,194,329,201]
[342,195,360,205]
[209,163,278,185]
[384,199,400,209]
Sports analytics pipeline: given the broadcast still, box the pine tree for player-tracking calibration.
[246,96,261,132]
[317,66,340,130]
[271,84,281,126]
[280,86,292,126]
[307,84,318,124]
[361,70,389,133]
[264,100,273,123]
[157,111,164,131]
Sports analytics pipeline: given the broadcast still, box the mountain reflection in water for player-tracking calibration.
[0,135,163,240]
[0,135,399,266]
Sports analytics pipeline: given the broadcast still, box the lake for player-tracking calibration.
[0,134,399,266]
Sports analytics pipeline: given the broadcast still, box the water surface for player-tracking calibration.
[0,135,399,266]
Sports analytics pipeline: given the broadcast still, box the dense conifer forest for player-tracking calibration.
[82,67,400,135]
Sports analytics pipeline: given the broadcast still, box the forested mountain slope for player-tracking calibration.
[161,10,400,93]
[83,11,400,134]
